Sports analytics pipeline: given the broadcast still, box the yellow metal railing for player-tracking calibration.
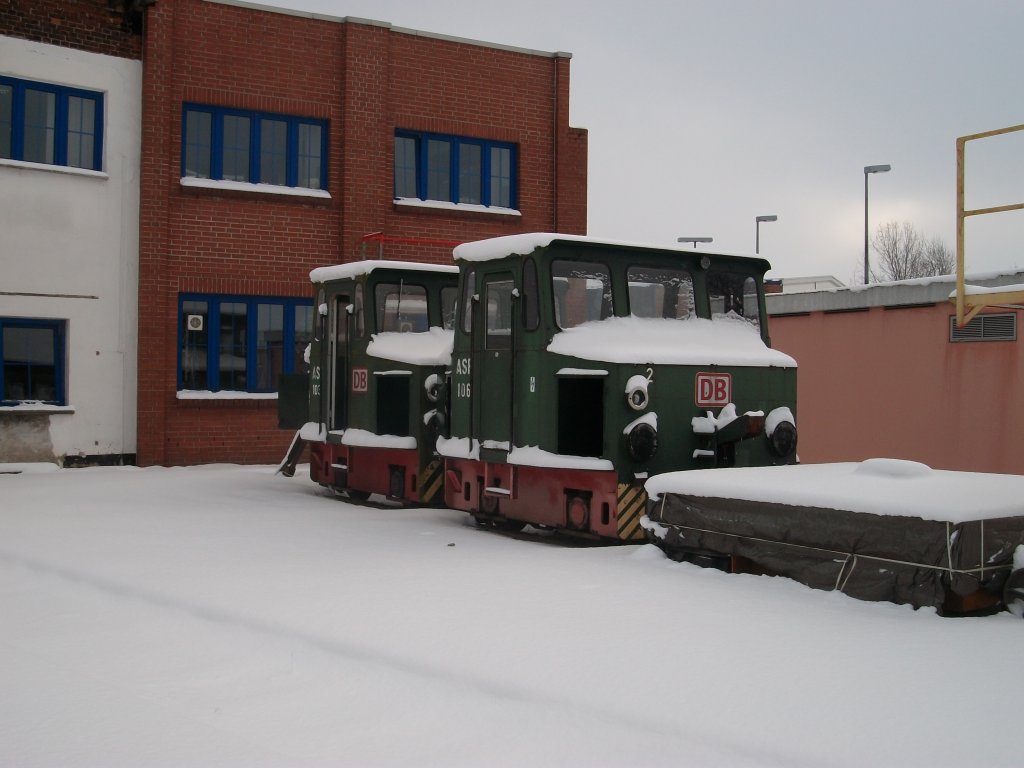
[954,124,1024,326]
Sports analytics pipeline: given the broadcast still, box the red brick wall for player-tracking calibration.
[138,0,588,466]
[0,0,142,59]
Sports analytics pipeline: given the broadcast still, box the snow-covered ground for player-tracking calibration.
[1,464,1019,768]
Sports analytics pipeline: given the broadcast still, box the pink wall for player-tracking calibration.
[770,304,1024,474]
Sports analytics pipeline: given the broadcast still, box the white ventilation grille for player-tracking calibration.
[949,312,1017,342]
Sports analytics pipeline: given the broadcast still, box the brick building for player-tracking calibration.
[1,1,143,465]
[137,0,588,465]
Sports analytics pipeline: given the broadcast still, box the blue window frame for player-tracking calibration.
[178,294,313,393]
[0,76,103,171]
[182,104,328,190]
[394,130,517,209]
[1,318,66,406]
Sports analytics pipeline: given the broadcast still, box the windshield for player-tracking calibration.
[627,265,695,320]
[707,271,761,329]
[551,259,613,329]
[375,282,428,333]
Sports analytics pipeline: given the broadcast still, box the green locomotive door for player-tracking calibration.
[478,276,515,451]
[328,295,349,430]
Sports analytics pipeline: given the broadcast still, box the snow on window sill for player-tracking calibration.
[180,177,331,199]
[176,390,278,400]
[0,403,76,414]
[0,158,107,179]
[393,197,521,217]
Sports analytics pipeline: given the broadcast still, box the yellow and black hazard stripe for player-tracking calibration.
[616,483,648,541]
[417,459,445,505]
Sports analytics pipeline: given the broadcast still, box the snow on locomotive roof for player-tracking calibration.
[453,233,764,263]
[548,315,796,368]
[366,328,454,366]
[645,459,1024,525]
[310,260,457,283]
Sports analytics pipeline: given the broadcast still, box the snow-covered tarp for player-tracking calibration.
[645,460,1024,611]
[645,459,1024,523]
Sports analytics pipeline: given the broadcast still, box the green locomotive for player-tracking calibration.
[281,260,459,503]
[440,233,798,540]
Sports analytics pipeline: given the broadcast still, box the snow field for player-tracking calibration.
[1,464,1019,767]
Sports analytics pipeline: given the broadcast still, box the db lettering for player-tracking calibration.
[351,367,368,393]
[695,372,731,408]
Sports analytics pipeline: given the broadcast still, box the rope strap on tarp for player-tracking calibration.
[657,517,1011,579]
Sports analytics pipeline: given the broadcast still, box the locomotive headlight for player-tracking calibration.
[625,370,653,412]
[766,406,797,458]
[624,413,658,463]
[424,373,443,403]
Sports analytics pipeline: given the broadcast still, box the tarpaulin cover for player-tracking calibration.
[645,493,1024,611]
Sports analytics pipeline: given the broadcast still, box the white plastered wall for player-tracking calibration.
[0,36,141,462]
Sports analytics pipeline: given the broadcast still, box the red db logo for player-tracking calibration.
[351,367,368,393]
[695,372,731,408]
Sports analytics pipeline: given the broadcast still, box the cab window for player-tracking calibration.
[628,266,695,320]
[376,282,428,332]
[441,286,458,330]
[485,278,515,350]
[551,259,612,329]
[707,271,761,328]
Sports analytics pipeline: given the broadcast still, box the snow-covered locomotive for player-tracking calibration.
[280,235,1024,616]
[279,260,458,503]
[439,233,798,539]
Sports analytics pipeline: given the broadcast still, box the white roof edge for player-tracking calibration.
[203,1,570,58]
[391,26,571,59]
[454,232,766,263]
[767,269,1024,315]
[775,275,844,284]
[310,260,457,284]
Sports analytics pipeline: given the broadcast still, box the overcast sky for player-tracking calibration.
[246,0,1024,282]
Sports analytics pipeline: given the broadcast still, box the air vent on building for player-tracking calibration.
[186,314,204,332]
[949,312,1017,342]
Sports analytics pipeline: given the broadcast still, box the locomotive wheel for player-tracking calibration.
[346,489,371,502]
[492,518,525,533]
[471,514,525,533]
[1003,569,1024,617]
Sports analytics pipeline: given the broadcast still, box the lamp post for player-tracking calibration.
[677,236,713,249]
[863,164,891,283]
[755,215,777,254]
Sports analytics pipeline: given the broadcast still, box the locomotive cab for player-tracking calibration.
[441,233,798,539]
[281,260,458,503]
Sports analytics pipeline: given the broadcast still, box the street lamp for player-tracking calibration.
[863,164,891,283]
[677,236,713,249]
[755,215,777,254]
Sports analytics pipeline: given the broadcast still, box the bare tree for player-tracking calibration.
[868,220,953,282]
[919,236,955,276]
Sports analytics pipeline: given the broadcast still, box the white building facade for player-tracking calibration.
[1,34,141,464]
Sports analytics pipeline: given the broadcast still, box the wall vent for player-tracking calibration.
[949,312,1017,343]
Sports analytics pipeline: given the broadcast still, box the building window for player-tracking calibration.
[179,295,313,392]
[394,130,517,209]
[949,312,1017,343]
[0,76,103,170]
[182,104,328,190]
[1,318,66,405]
